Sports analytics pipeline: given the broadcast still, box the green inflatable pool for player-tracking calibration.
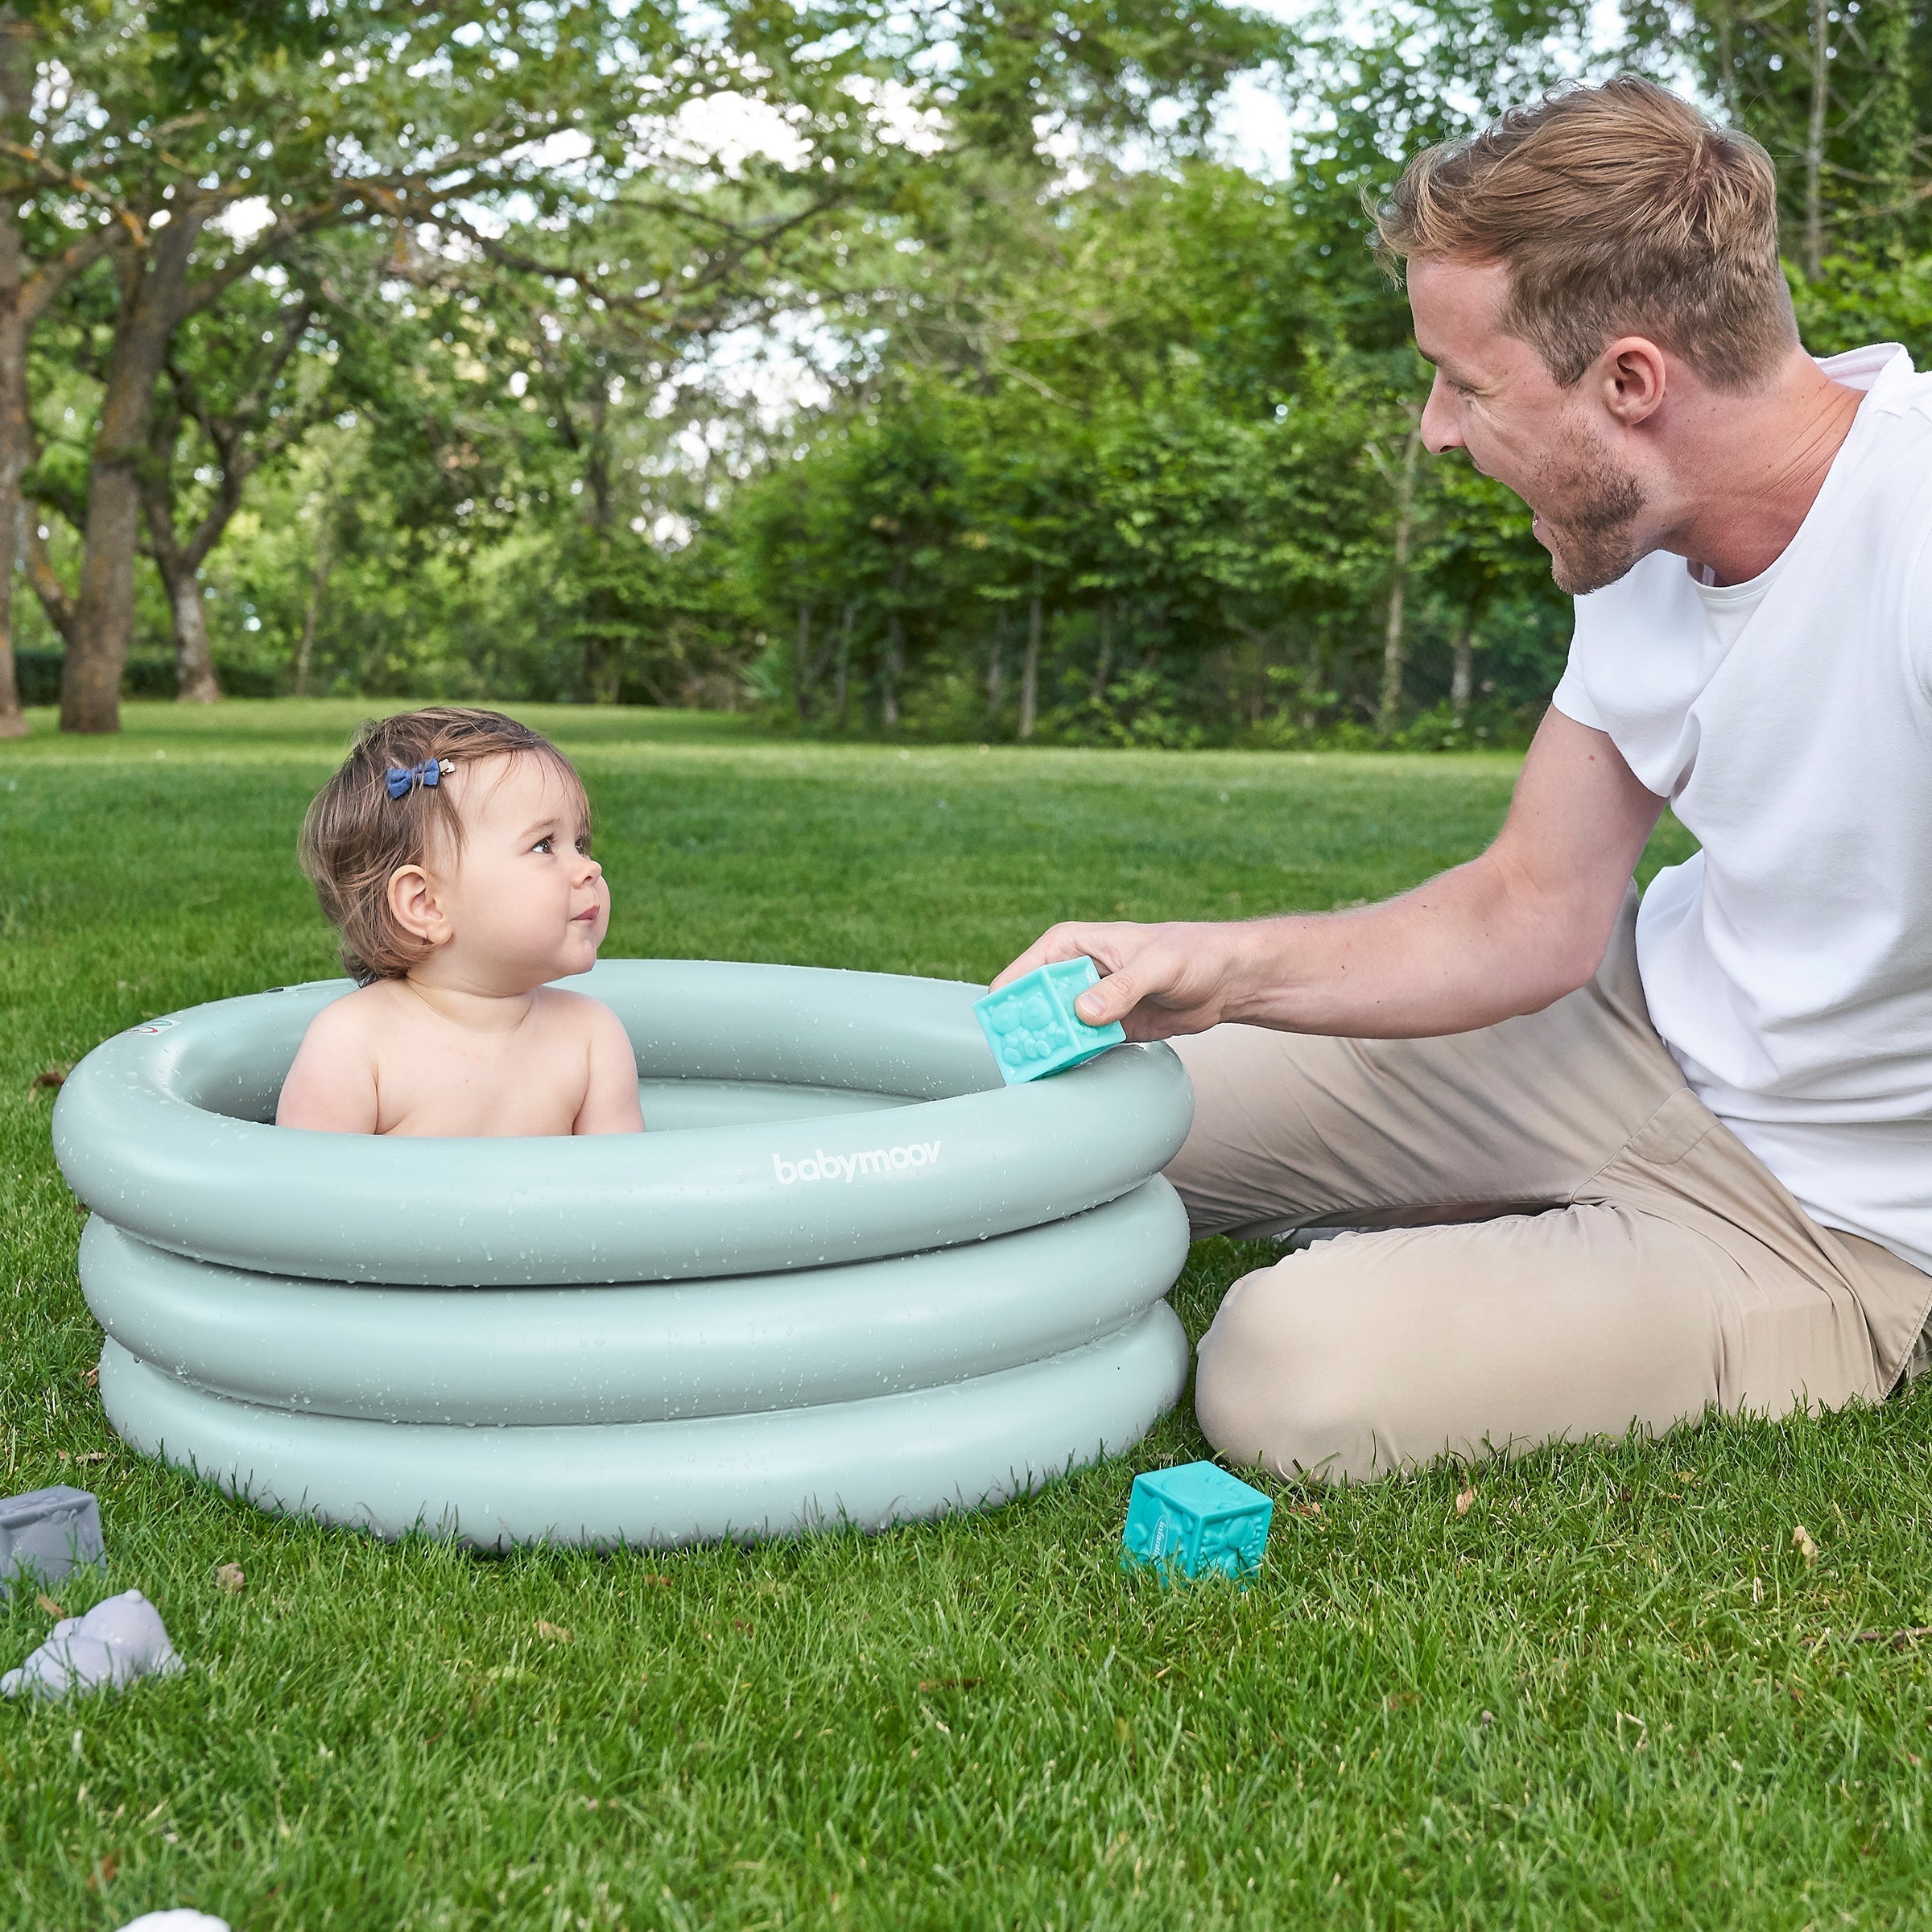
[53,961,1196,1550]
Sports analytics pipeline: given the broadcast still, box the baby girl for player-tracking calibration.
[276,706,643,1136]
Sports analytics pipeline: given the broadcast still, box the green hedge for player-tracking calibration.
[14,648,283,704]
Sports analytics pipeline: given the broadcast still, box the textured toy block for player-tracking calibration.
[1121,1462,1272,1582]
[974,956,1126,1085]
[0,1485,104,1597]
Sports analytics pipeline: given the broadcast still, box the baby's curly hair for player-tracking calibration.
[299,707,589,982]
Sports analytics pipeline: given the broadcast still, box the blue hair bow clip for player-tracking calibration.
[385,758,453,800]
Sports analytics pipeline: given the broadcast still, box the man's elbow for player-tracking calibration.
[1514,896,1624,1015]
[1480,852,1620,1010]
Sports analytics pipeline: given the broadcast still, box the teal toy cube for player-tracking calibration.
[974,957,1126,1085]
[1121,1462,1272,1582]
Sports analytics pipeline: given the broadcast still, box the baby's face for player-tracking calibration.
[426,753,609,992]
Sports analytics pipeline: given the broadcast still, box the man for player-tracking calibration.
[994,77,1932,1482]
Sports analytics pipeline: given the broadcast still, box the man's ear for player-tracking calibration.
[387,864,451,949]
[1598,335,1668,427]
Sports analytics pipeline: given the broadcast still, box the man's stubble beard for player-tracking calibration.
[1535,427,1648,597]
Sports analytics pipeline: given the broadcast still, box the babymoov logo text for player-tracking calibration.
[771,1141,942,1184]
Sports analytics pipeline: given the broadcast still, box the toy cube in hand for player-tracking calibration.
[0,1486,105,1597]
[1121,1462,1272,1582]
[974,957,1126,1085]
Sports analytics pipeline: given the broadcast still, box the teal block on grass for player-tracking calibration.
[974,957,1127,1085]
[1121,1462,1272,1582]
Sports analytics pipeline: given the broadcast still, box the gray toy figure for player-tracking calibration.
[2,1589,182,1699]
[0,1485,105,1596]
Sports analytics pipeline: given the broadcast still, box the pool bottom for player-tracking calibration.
[97,1303,1191,1550]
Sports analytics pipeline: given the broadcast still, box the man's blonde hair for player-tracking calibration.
[1373,77,1798,393]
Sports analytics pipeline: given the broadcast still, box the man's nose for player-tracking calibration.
[1420,370,1462,455]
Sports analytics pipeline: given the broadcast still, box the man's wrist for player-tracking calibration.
[1212,916,1290,1028]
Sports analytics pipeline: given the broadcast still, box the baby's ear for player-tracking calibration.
[386,864,450,948]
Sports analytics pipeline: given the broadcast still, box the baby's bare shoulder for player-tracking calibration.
[278,982,394,1132]
[533,986,629,1041]
[536,989,642,1134]
[298,982,395,1048]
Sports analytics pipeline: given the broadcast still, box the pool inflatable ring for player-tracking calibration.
[54,961,1195,1549]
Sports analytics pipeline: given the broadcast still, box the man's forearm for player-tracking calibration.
[1001,715,1663,1044]
[1215,849,1616,1039]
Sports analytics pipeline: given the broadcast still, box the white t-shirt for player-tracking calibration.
[1551,342,1932,1278]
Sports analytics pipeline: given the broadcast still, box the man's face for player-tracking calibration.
[1410,256,1648,596]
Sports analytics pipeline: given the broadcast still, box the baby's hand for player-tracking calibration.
[574,998,644,1135]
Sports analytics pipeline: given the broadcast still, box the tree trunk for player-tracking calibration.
[64,225,197,733]
[985,622,1005,728]
[0,506,23,737]
[793,603,814,720]
[1090,597,1113,704]
[23,516,77,647]
[580,419,623,705]
[1244,630,1275,726]
[1864,0,1914,232]
[0,9,34,739]
[1450,617,1475,729]
[295,504,332,697]
[162,558,220,703]
[144,327,313,704]
[0,287,23,740]
[881,611,903,730]
[832,601,852,724]
[1019,595,1042,741]
[140,402,221,702]
[1376,420,1423,741]
[1803,0,1830,279]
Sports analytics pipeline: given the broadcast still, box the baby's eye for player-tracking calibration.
[575,834,593,855]
[530,836,554,855]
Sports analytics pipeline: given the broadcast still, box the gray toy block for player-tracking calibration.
[0,1486,105,1596]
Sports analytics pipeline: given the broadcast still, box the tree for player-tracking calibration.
[18,0,836,730]
[1367,398,1425,738]
[8,0,1619,742]
[135,268,336,699]
[26,0,1285,725]
[1423,454,1558,731]
[1629,0,1922,273]
[0,4,118,736]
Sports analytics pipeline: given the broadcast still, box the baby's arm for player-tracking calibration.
[573,998,645,1135]
[275,997,382,1133]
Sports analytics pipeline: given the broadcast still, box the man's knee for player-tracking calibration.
[1194,1249,1398,1484]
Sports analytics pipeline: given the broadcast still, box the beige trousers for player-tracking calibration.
[1168,890,1932,1484]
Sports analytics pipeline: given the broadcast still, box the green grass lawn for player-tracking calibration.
[4,700,1930,1931]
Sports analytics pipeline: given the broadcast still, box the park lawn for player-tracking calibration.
[3,699,1930,1932]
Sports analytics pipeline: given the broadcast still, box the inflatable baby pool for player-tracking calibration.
[53,961,1195,1550]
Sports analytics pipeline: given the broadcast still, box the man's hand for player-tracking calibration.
[991,711,1666,1044]
[990,919,1255,1040]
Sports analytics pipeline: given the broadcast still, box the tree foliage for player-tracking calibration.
[18,0,1932,742]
